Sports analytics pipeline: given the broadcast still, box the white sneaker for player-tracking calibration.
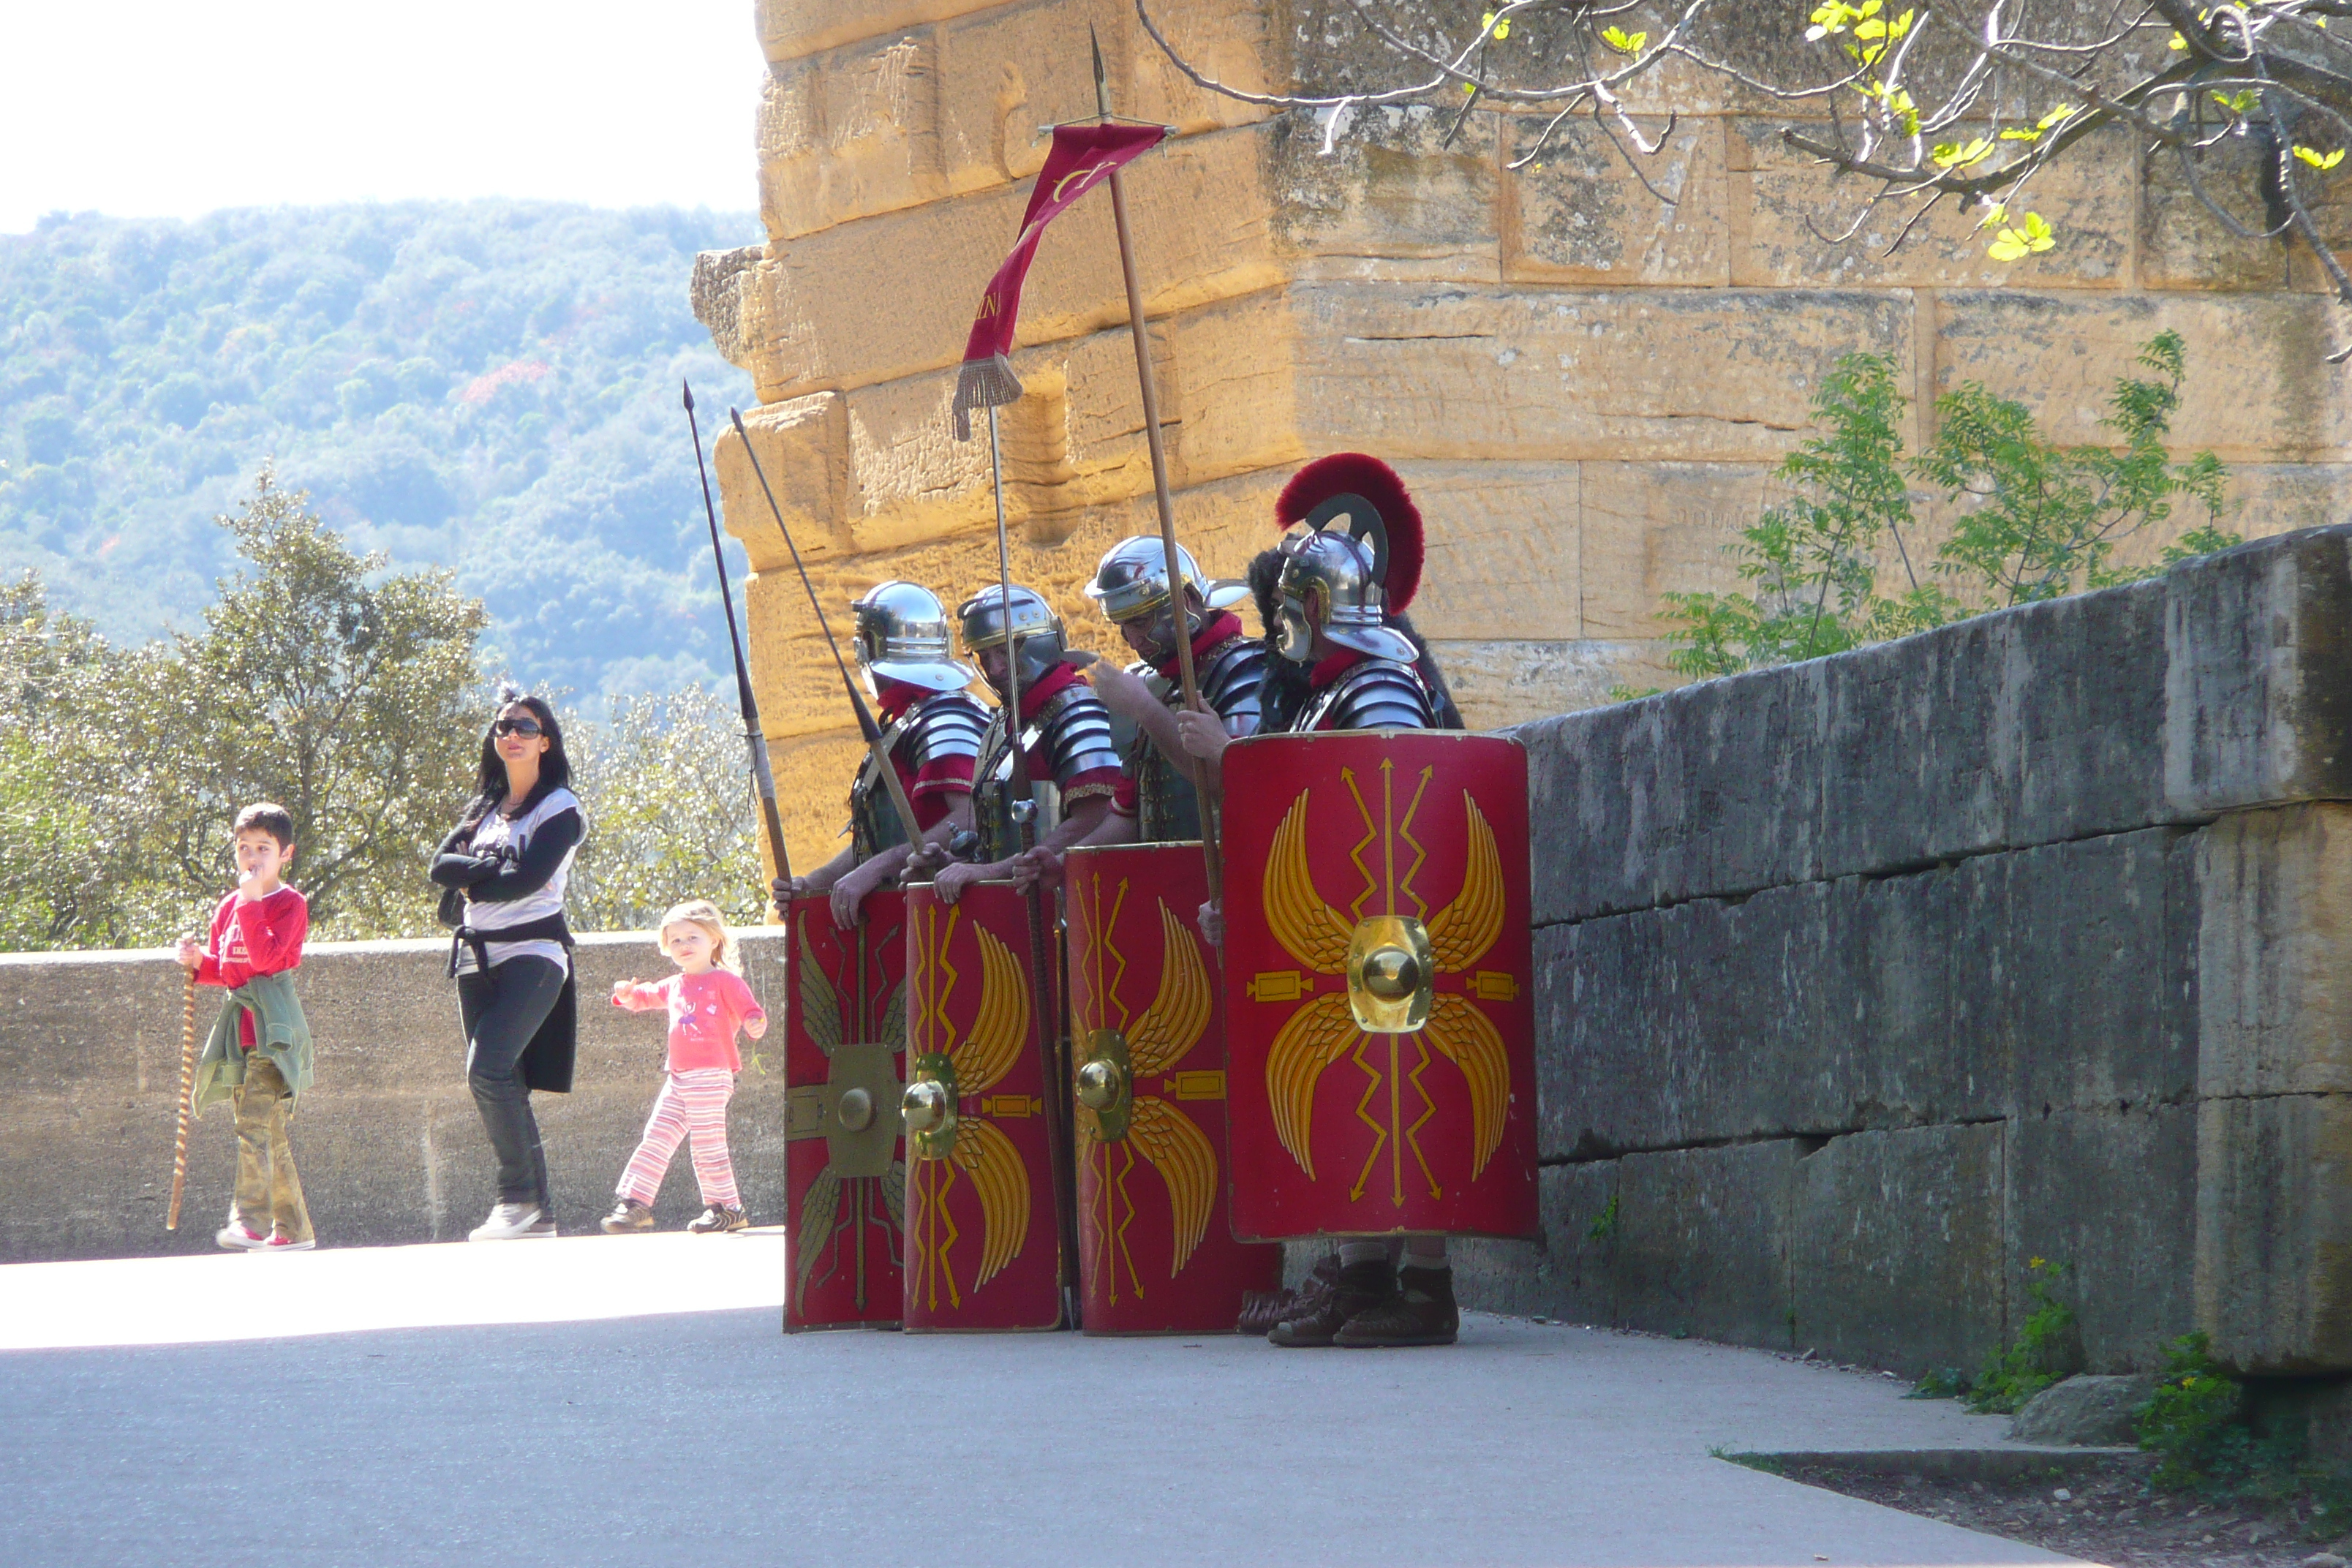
[215,1221,268,1252]
[468,1202,544,1241]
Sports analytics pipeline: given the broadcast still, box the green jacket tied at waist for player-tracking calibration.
[191,971,313,1115]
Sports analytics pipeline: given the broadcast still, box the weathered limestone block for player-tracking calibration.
[2196,1092,2352,1374]
[1387,461,1580,643]
[1615,1139,1797,1349]
[1267,105,1499,276]
[2007,1106,2197,1374]
[1577,461,1772,641]
[1291,282,1916,464]
[758,0,996,63]
[2165,527,2352,817]
[715,393,853,570]
[2198,804,2352,1099]
[2005,829,2198,1117]
[1790,1124,2006,1376]
[1452,1161,1616,1324]
[734,124,1283,399]
[2140,137,2297,295]
[1522,577,2173,925]
[1731,119,2130,290]
[1427,641,1632,731]
[1936,293,2352,459]
[759,32,944,242]
[1537,857,2028,1159]
[1813,584,2170,883]
[1502,116,1730,287]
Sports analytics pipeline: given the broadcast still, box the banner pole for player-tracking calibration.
[1091,26,1224,905]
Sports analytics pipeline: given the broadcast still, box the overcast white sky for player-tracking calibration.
[0,1,762,233]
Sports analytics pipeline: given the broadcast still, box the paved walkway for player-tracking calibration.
[0,1233,2089,1568]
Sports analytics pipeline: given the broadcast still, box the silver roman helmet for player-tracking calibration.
[1269,453,1426,665]
[1083,538,1248,658]
[955,583,1068,689]
[851,581,976,693]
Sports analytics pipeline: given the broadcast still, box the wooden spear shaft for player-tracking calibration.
[1093,31,1223,903]
[165,969,197,1230]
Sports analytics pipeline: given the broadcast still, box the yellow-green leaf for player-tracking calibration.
[1602,25,1646,55]
[1999,126,2041,142]
[1932,137,1993,170]
[1987,210,2055,262]
[2211,90,2258,116]
[2037,105,2074,132]
[1977,201,2008,229]
[2296,145,2347,171]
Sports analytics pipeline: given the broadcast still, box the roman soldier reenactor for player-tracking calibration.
[931,583,1123,905]
[1179,453,1493,1351]
[773,581,988,926]
[1054,537,1266,854]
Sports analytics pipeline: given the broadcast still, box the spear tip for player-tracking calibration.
[728,405,748,434]
[1090,21,1106,89]
[682,379,695,412]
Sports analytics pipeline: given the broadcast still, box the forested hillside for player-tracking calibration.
[0,202,759,700]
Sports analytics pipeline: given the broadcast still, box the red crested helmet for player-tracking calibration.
[1270,453,1423,661]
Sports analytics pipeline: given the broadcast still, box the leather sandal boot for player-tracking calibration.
[1333,1264,1459,1347]
[1239,1254,1342,1335]
[1268,1259,1395,1347]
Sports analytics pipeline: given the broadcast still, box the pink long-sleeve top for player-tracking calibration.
[611,969,765,1074]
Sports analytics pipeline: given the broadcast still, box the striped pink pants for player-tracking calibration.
[618,1068,740,1208]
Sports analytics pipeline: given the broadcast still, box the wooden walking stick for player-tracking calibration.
[166,968,198,1231]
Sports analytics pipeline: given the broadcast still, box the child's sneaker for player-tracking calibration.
[522,1212,559,1239]
[599,1199,655,1235]
[687,1205,748,1234]
[215,1221,268,1252]
[468,1202,544,1242]
[262,1234,316,1252]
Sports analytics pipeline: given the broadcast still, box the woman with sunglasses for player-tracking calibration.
[429,690,584,1240]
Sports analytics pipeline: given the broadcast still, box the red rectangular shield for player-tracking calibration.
[1066,843,1283,1334]
[1218,731,1539,1241]
[900,880,1067,1331]
[783,892,909,1330]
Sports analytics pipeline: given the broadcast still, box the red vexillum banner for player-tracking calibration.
[950,121,1168,442]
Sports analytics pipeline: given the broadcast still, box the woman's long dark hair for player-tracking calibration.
[1246,548,1465,731]
[462,688,572,828]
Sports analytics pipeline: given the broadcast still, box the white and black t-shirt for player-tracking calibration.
[455,788,581,975]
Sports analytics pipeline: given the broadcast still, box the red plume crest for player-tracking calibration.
[1274,452,1423,614]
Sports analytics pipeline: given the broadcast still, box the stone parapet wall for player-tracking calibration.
[1458,524,2352,1377]
[702,0,2352,883]
[0,931,794,1263]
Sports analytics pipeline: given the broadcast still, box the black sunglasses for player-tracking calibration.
[493,717,544,738]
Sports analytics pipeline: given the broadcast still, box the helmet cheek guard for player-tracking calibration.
[955,584,1069,693]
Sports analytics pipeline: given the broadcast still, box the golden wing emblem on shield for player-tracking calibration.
[957,923,1030,1096]
[1258,784,1515,1192]
[949,1119,1030,1287]
[951,922,1033,1286]
[1085,900,1218,1275]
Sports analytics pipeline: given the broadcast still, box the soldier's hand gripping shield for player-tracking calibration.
[1219,731,1539,1241]
[1066,843,1282,1333]
[898,879,1068,1331]
[783,892,910,1330]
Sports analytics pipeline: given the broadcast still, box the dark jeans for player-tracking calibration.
[457,957,566,1213]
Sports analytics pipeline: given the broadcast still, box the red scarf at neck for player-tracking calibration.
[1152,611,1243,680]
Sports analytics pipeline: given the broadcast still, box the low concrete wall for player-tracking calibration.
[1455,524,2352,1378]
[0,930,791,1259]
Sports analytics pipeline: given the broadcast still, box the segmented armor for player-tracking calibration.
[1121,630,1269,842]
[848,689,990,860]
[972,679,1122,861]
[1292,655,1438,734]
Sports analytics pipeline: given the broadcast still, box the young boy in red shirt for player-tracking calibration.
[175,802,314,1252]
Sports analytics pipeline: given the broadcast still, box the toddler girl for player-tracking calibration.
[600,900,766,1235]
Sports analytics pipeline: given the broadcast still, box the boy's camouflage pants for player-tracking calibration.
[231,1055,312,1244]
